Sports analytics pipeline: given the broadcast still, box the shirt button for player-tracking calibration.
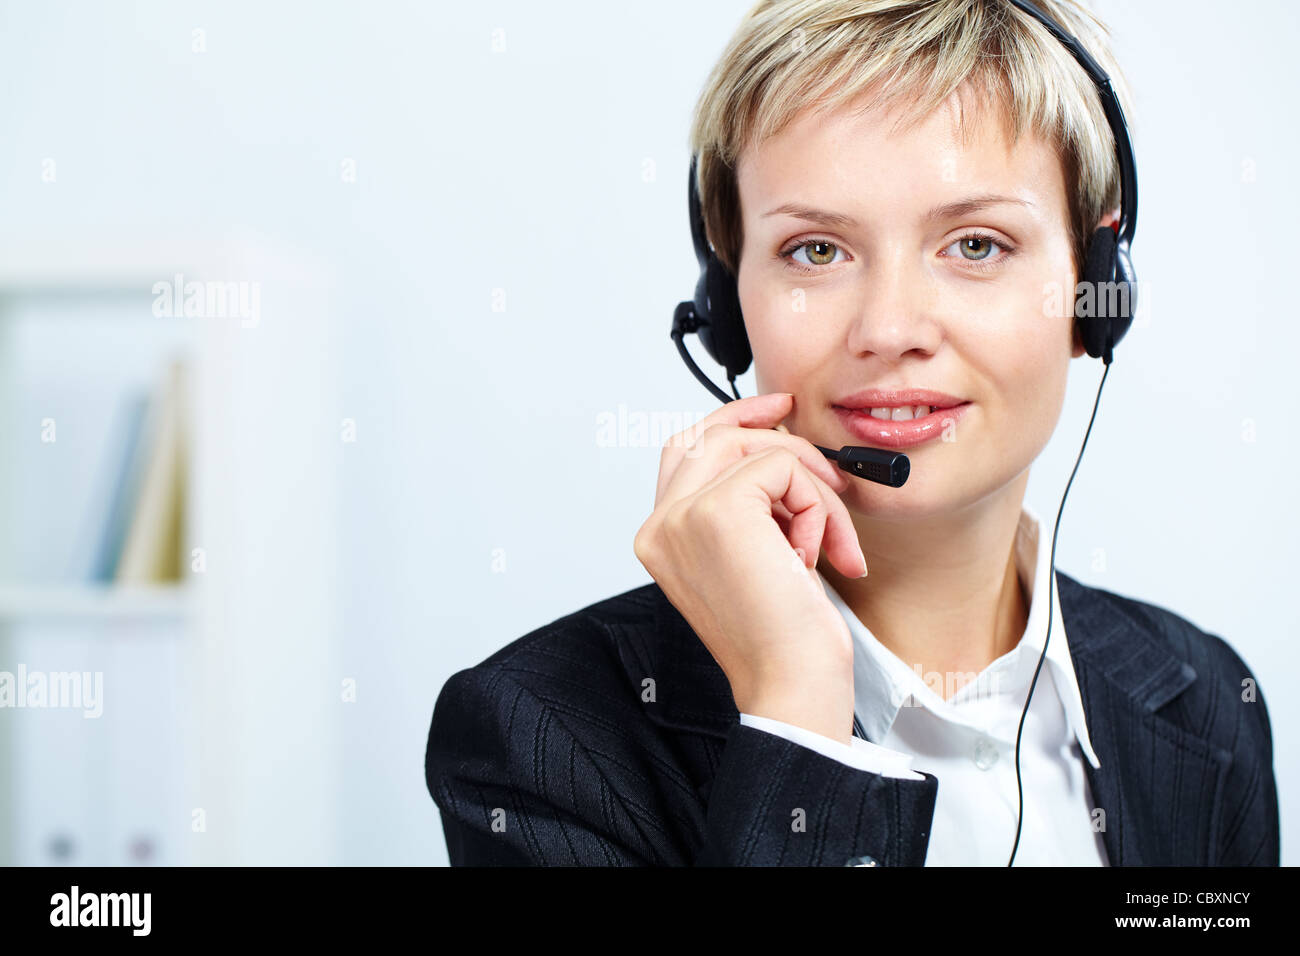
[973,735,999,771]
[844,855,880,866]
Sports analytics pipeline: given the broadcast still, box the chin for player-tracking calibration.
[839,478,942,518]
[839,460,1007,521]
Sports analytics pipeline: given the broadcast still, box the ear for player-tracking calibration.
[1096,206,1121,234]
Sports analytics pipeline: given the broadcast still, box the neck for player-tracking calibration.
[816,470,1031,702]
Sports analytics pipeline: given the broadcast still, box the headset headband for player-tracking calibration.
[1007,0,1137,246]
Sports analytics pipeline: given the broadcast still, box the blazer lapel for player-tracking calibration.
[1056,569,1231,866]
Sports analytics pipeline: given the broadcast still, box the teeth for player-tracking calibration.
[867,405,931,420]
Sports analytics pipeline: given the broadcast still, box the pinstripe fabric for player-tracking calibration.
[425,569,1279,866]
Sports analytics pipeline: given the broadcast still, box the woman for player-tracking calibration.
[425,0,1279,866]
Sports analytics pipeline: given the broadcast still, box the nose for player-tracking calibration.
[843,243,944,365]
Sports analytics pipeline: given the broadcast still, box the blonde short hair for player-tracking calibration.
[688,0,1137,278]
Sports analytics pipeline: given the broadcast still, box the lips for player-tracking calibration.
[832,401,972,450]
[833,387,966,410]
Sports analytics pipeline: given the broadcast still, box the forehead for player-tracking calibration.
[736,86,1067,224]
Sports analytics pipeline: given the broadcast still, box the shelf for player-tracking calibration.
[0,584,193,622]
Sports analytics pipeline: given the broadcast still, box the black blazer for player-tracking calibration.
[424,569,1279,866]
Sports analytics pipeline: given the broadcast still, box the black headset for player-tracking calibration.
[669,0,1138,867]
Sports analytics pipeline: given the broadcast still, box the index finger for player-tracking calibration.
[658,424,849,512]
[657,392,796,501]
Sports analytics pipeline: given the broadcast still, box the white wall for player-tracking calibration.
[0,0,1292,865]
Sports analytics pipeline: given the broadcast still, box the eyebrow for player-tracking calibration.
[762,194,1034,228]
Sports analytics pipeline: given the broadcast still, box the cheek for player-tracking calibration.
[979,268,1074,379]
[739,281,841,393]
[975,290,1073,452]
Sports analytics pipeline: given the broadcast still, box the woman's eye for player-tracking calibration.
[781,239,847,271]
[798,240,841,266]
[942,233,1013,267]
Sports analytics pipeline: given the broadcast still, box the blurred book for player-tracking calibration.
[82,391,151,582]
[114,358,189,584]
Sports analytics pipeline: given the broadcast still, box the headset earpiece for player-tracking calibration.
[1075,224,1136,365]
[1076,224,1116,361]
[695,253,749,379]
[685,157,751,380]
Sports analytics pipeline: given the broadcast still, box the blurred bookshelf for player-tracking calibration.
[0,239,343,867]
[0,248,201,867]
[0,584,193,621]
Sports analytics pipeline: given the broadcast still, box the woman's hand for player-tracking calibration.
[632,392,868,745]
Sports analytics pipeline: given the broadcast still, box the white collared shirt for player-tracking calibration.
[739,503,1109,866]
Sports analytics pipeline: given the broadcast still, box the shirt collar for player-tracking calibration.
[817,502,1101,770]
